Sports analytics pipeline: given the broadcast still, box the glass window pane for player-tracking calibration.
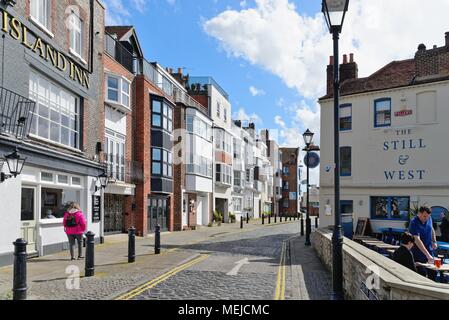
[153,115,161,127]
[38,117,49,138]
[108,76,119,90]
[152,162,161,175]
[153,100,161,113]
[50,122,59,142]
[108,89,118,102]
[61,127,69,146]
[153,149,161,161]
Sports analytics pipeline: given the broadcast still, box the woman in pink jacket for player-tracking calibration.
[63,202,87,260]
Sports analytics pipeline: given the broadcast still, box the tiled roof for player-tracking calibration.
[320,59,416,100]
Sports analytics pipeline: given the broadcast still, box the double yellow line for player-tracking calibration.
[115,254,209,300]
[274,241,287,300]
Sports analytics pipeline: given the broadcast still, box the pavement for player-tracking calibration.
[0,217,331,300]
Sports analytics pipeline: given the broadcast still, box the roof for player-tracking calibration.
[320,59,416,100]
[105,26,134,40]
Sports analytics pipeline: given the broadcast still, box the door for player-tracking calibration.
[196,197,203,226]
[342,214,354,239]
[20,187,38,254]
[148,196,169,233]
[104,194,125,234]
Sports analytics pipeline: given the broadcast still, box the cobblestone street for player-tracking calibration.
[0,220,331,300]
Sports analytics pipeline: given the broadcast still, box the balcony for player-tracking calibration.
[105,33,137,74]
[103,153,143,185]
[0,86,36,140]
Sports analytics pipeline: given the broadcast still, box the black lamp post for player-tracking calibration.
[303,129,314,246]
[96,170,110,244]
[322,0,349,301]
[0,147,26,183]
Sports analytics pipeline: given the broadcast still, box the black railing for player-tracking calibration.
[103,153,144,184]
[0,86,36,139]
[105,33,138,74]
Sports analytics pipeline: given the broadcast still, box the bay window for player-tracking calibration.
[152,148,173,178]
[105,129,125,181]
[152,99,173,133]
[29,71,80,149]
[216,163,232,185]
[106,74,131,110]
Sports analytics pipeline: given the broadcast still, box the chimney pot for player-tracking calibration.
[329,56,334,65]
[178,67,182,74]
[445,32,449,46]
[418,43,426,51]
[343,54,348,64]
[350,53,354,63]
[433,45,437,49]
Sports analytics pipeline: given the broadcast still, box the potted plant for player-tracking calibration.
[213,210,223,226]
[229,212,236,223]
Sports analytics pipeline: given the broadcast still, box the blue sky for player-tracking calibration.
[104,0,322,148]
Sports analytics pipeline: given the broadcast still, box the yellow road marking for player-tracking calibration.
[274,241,286,300]
[115,254,209,300]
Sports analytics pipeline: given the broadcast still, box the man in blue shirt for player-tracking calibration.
[409,206,438,280]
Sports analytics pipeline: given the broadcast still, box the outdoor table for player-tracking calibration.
[416,262,449,283]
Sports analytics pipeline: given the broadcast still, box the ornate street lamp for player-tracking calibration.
[303,129,320,247]
[96,170,110,244]
[322,0,349,301]
[0,147,26,183]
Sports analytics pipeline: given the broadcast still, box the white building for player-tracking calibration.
[319,33,449,237]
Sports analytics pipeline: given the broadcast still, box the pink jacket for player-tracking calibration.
[63,211,87,235]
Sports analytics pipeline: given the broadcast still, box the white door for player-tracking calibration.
[196,197,203,226]
[202,197,209,226]
[182,193,188,228]
[20,187,38,254]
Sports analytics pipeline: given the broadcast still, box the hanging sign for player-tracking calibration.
[304,152,320,169]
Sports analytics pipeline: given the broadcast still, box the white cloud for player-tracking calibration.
[132,0,147,13]
[233,108,263,125]
[104,0,130,25]
[204,0,449,100]
[240,0,247,8]
[166,0,176,6]
[249,86,265,96]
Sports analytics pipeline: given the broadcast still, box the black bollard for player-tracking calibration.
[128,227,136,263]
[274,215,277,223]
[315,216,319,228]
[290,216,292,221]
[155,225,161,254]
[247,213,249,224]
[240,217,244,229]
[280,215,282,223]
[268,215,271,224]
[13,239,27,300]
[85,231,95,277]
[301,217,305,236]
[262,214,265,225]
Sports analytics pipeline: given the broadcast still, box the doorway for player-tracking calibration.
[148,196,169,233]
[104,194,125,234]
[21,187,38,254]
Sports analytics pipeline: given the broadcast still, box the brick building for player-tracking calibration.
[0,0,105,266]
[319,32,449,238]
[280,147,300,217]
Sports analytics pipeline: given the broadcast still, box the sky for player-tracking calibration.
[103,0,449,186]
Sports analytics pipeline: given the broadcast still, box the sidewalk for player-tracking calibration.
[286,227,333,300]
[0,218,292,300]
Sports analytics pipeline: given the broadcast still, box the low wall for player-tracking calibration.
[313,228,449,300]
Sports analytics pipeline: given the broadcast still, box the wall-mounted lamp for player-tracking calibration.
[95,170,109,192]
[359,200,363,206]
[0,147,26,183]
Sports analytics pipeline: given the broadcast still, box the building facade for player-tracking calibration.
[280,147,300,217]
[0,0,105,266]
[319,33,449,238]
[262,129,283,217]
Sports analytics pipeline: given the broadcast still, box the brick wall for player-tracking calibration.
[173,104,185,231]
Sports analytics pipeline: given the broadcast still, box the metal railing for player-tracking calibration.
[0,86,36,139]
[105,33,137,74]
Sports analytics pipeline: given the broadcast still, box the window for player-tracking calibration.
[214,129,231,154]
[29,71,80,149]
[283,167,289,175]
[106,74,130,109]
[430,206,448,223]
[186,115,212,141]
[224,108,227,122]
[152,99,173,133]
[340,200,353,215]
[152,148,172,178]
[234,171,242,187]
[216,163,232,185]
[283,181,289,191]
[374,98,391,127]
[186,155,213,177]
[30,0,51,31]
[283,199,289,208]
[72,177,81,186]
[340,147,352,176]
[41,188,81,219]
[233,198,242,212]
[217,102,221,118]
[41,172,53,182]
[105,129,125,181]
[371,196,409,220]
[58,175,68,184]
[69,12,83,58]
[340,104,352,131]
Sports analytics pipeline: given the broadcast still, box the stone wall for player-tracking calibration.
[313,228,449,300]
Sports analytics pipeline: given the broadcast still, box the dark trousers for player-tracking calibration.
[67,234,83,258]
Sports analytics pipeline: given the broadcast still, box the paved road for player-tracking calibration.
[116,222,315,300]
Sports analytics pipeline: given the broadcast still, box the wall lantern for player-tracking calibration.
[0,147,26,183]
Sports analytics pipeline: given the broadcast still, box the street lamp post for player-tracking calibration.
[322,0,349,301]
[303,129,314,246]
[96,171,109,244]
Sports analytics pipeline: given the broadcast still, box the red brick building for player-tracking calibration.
[280,147,300,217]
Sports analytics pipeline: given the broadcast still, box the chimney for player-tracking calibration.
[326,56,334,96]
[234,120,242,128]
[446,32,449,46]
[340,53,358,84]
[178,67,183,75]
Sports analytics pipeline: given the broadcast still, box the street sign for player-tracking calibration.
[92,195,101,223]
[304,152,320,169]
